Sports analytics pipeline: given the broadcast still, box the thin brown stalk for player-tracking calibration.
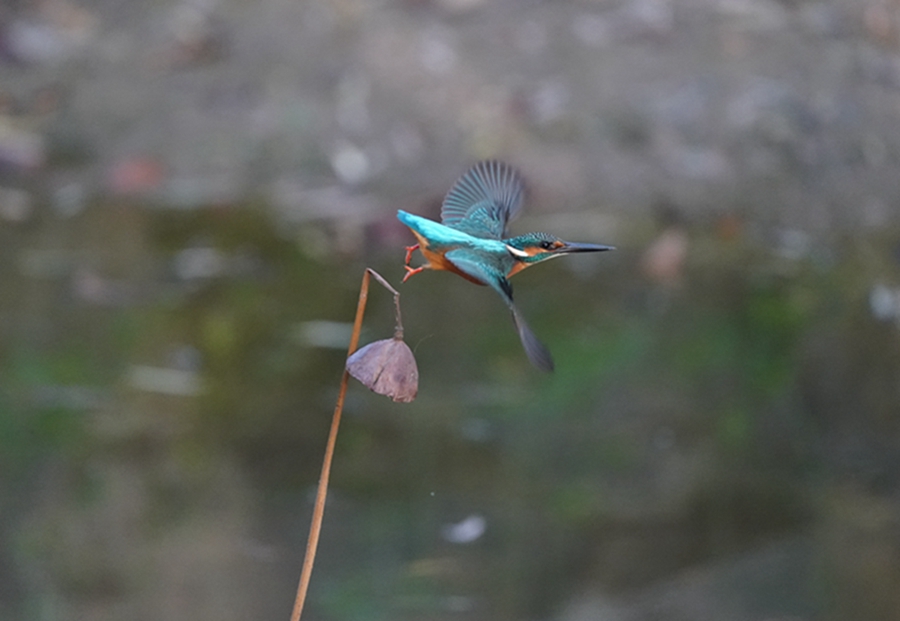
[289,268,397,621]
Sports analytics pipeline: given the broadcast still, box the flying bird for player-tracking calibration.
[398,160,613,372]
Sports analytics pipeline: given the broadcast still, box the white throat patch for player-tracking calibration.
[506,245,530,258]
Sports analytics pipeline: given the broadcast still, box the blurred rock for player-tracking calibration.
[774,228,811,261]
[717,0,789,32]
[330,141,371,185]
[528,80,571,126]
[72,267,137,306]
[869,283,900,322]
[4,0,97,65]
[172,246,228,280]
[170,345,203,372]
[419,29,457,75]
[0,186,32,221]
[619,0,674,39]
[441,514,486,544]
[154,0,229,69]
[0,117,44,172]
[51,179,86,217]
[126,364,203,396]
[572,0,673,48]
[0,0,894,234]
[434,0,486,15]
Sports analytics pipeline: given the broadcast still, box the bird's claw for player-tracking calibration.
[402,244,423,282]
[404,244,420,266]
[402,265,424,283]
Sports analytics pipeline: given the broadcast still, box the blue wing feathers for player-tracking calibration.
[441,161,525,239]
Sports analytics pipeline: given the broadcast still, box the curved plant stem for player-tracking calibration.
[366,267,403,339]
[289,268,399,621]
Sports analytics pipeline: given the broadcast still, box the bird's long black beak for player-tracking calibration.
[558,242,615,254]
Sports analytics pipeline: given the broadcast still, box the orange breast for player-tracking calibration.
[505,260,532,278]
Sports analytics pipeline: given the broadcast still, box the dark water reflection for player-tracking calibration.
[3,202,900,620]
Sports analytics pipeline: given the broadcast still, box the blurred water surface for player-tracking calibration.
[3,198,899,621]
[3,1,900,620]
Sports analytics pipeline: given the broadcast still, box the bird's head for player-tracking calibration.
[505,232,614,266]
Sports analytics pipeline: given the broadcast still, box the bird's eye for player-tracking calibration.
[540,240,554,250]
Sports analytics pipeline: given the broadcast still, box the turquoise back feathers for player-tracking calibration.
[396,210,507,253]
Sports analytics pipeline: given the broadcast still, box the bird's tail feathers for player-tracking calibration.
[510,306,554,372]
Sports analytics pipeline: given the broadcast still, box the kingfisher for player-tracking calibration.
[398,160,613,372]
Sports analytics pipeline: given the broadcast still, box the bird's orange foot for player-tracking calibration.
[403,265,424,283]
[404,244,420,266]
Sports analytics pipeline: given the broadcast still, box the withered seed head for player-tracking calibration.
[346,336,418,403]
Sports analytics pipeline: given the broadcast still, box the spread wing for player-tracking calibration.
[441,160,526,240]
[445,249,554,372]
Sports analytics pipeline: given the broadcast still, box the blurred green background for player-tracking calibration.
[3,0,900,620]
